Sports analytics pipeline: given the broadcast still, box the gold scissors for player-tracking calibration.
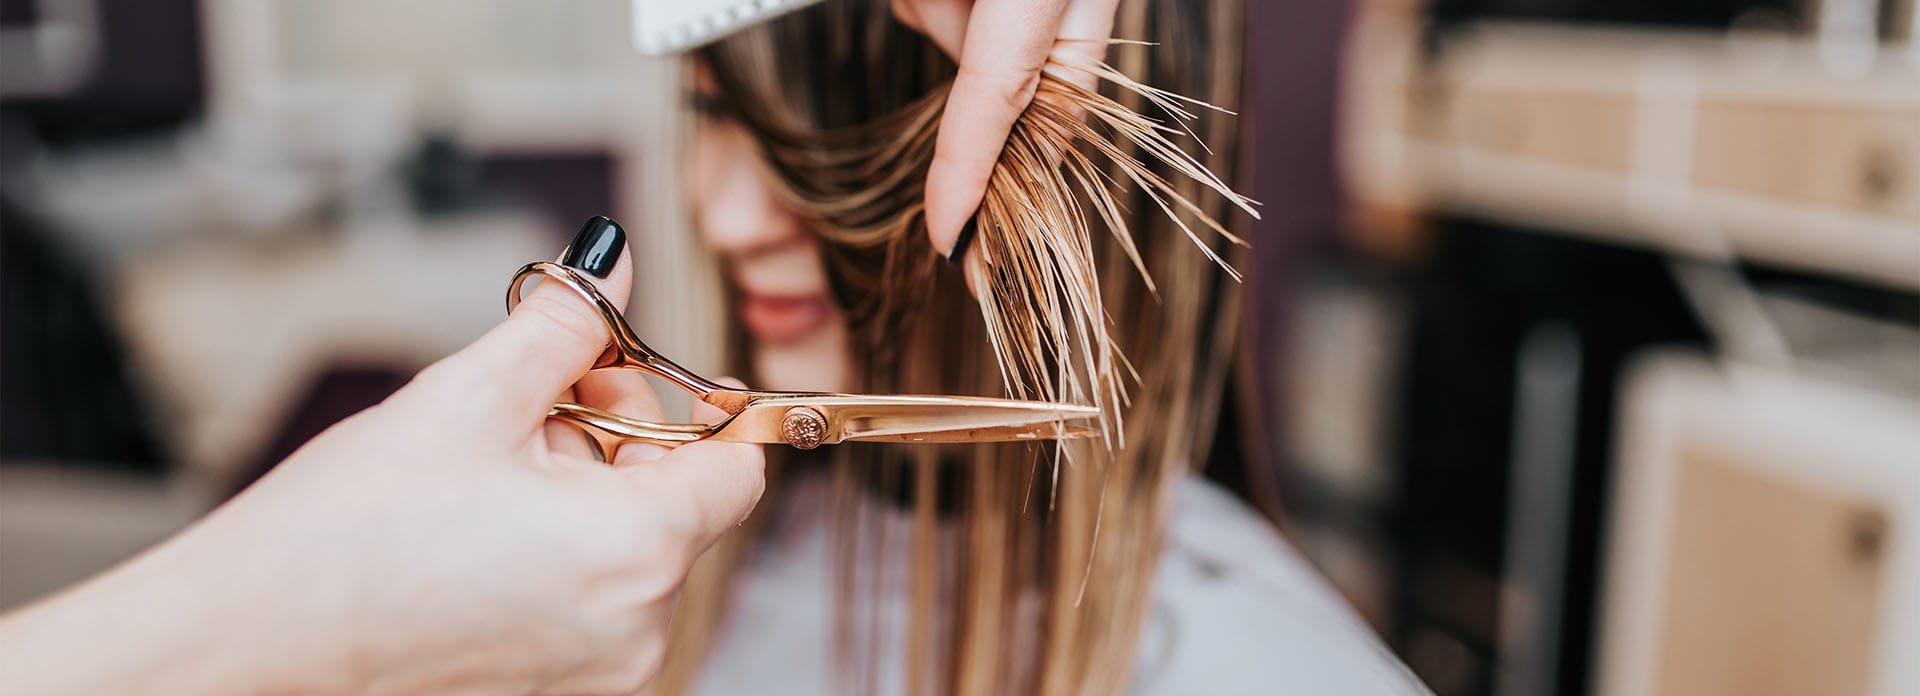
[507,262,1100,459]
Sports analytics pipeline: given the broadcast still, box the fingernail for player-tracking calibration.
[560,216,626,278]
[946,217,978,266]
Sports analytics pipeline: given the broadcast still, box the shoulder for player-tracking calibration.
[1130,478,1431,695]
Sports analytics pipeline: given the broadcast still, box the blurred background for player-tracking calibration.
[1,1,1915,695]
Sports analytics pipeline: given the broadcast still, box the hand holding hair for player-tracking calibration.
[0,217,765,695]
[892,0,1125,263]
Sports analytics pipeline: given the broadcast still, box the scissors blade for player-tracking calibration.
[838,420,1103,443]
[707,394,1101,446]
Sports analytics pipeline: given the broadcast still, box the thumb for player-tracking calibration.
[444,216,635,420]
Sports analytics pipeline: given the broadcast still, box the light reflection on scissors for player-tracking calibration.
[507,262,1101,460]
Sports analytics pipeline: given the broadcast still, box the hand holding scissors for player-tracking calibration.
[0,219,765,694]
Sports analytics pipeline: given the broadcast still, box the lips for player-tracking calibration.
[738,292,835,344]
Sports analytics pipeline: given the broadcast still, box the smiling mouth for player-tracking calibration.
[737,291,835,344]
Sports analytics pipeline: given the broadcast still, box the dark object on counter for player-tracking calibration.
[0,201,166,470]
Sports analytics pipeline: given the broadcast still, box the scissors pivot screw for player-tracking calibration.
[781,407,827,449]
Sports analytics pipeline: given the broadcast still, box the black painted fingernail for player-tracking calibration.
[947,217,978,266]
[560,216,626,278]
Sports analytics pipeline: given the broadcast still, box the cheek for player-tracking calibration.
[684,127,733,226]
[687,123,805,254]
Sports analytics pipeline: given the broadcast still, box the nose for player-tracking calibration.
[695,126,810,256]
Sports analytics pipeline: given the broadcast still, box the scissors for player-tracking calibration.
[507,262,1101,459]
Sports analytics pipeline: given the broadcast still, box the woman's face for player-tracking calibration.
[685,67,852,393]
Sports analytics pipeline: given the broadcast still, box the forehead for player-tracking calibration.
[697,20,954,135]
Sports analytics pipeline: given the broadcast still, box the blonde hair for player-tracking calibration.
[651,1,1250,693]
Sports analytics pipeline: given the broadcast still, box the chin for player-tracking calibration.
[749,323,852,393]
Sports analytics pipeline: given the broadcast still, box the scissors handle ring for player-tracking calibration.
[507,262,727,400]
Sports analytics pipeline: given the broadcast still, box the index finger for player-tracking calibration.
[923,0,1068,259]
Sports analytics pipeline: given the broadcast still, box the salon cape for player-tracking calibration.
[693,475,1430,695]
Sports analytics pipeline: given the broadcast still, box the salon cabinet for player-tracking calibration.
[1596,355,1920,696]
[1324,4,1920,695]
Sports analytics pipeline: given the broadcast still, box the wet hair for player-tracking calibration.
[656,1,1250,693]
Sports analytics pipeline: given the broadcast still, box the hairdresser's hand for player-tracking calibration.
[893,0,1122,263]
[0,218,765,696]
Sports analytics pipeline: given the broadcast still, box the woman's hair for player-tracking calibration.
[653,1,1250,693]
